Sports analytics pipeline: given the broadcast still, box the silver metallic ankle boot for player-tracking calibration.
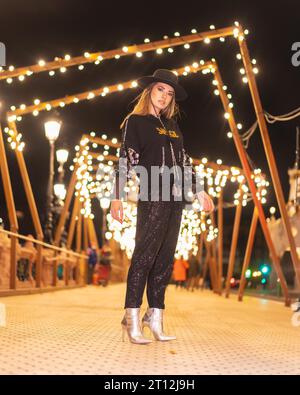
[141,307,176,341]
[121,308,152,344]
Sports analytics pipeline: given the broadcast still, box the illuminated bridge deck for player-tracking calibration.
[0,284,299,375]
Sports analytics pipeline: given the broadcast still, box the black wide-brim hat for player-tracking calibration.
[137,69,187,101]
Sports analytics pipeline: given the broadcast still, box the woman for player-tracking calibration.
[110,69,214,344]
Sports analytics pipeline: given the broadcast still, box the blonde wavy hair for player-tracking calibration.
[120,82,180,129]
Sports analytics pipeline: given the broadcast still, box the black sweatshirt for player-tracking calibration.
[113,113,198,201]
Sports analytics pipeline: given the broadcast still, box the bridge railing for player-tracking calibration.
[0,227,88,295]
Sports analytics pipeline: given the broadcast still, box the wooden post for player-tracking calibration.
[35,244,43,288]
[76,202,82,253]
[201,254,209,291]
[204,238,217,292]
[87,217,100,251]
[83,216,88,252]
[213,63,291,306]
[10,237,17,290]
[66,196,80,249]
[8,122,44,241]
[238,207,259,301]
[239,35,300,286]
[218,190,223,293]
[209,212,220,294]
[0,124,19,289]
[225,195,243,298]
[65,253,69,286]
[52,252,57,287]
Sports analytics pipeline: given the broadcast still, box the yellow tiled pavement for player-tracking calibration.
[0,284,300,375]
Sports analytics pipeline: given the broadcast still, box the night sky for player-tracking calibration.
[0,0,299,241]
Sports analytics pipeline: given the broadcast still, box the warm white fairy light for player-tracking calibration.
[87,92,95,99]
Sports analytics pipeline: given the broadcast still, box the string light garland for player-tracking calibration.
[0,25,238,83]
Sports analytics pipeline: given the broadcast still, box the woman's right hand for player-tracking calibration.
[110,199,124,224]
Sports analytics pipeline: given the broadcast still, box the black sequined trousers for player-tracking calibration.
[124,200,184,309]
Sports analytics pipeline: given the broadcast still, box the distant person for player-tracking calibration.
[87,244,98,284]
[173,255,189,289]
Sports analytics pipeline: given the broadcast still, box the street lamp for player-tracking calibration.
[44,120,61,243]
[56,149,69,183]
[54,183,67,202]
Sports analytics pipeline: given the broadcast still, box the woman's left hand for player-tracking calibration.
[196,191,215,213]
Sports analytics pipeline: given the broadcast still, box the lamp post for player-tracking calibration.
[100,197,110,246]
[44,120,61,243]
[53,149,68,246]
[56,149,69,183]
